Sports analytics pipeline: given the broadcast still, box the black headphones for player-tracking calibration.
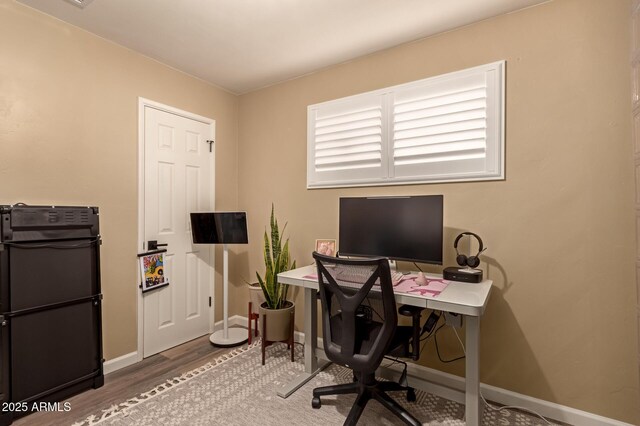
[454,232,485,268]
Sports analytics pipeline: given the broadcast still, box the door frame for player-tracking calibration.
[137,97,216,362]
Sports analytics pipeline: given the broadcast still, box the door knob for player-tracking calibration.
[147,240,168,251]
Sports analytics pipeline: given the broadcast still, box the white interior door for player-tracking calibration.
[142,105,215,358]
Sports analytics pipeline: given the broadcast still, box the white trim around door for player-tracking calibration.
[137,97,216,361]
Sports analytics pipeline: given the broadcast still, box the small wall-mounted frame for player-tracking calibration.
[315,239,337,257]
[138,251,170,293]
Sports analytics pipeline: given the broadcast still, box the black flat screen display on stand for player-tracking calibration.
[339,196,443,265]
[190,212,248,244]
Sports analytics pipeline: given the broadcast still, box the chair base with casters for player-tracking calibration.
[311,324,422,426]
[311,371,420,426]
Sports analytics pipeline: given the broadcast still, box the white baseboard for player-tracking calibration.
[104,316,249,376]
[480,381,634,426]
[103,351,139,375]
[231,315,305,343]
[104,316,253,376]
[376,358,633,426]
[218,315,250,329]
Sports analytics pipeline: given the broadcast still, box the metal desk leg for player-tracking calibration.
[304,287,318,373]
[465,315,481,425]
[277,287,329,398]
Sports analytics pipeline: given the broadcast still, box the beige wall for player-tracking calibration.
[237,0,639,423]
[0,1,239,360]
[2,0,638,422]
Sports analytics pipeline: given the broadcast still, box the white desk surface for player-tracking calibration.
[278,264,492,317]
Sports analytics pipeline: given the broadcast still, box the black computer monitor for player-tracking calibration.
[190,212,248,244]
[339,195,443,264]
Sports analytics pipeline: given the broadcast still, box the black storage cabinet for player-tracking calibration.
[0,205,104,424]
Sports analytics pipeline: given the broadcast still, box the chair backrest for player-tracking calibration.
[313,251,398,374]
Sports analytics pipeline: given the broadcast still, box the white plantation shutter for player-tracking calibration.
[307,61,504,188]
[307,93,387,187]
[392,64,503,181]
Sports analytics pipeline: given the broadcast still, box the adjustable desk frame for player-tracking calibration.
[276,265,492,426]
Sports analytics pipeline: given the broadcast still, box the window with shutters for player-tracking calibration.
[307,61,504,189]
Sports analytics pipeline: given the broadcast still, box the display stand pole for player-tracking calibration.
[209,243,248,347]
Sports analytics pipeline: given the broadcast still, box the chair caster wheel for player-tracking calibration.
[312,396,321,409]
[406,388,416,402]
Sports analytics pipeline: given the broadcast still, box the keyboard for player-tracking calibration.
[391,271,404,286]
[334,267,405,288]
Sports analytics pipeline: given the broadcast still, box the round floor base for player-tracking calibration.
[209,327,248,347]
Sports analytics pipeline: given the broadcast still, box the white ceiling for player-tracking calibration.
[17,0,548,94]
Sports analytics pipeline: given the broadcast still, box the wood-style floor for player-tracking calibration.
[14,335,236,426]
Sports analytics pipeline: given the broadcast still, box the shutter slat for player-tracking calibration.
[316,126,381,143]
[395,99,486,125]
[394,87,486,114]
[316,151,381,165]
[394,108,486,132]
[316,143,382,158]
[395,118,486,141]
[316,107,381,127]
[316,117,382,136]
[315,151,382,171]
[395,149,486,166]
[395,133,486,149]
[395,140,485,158]
[396,150,485,166]
[316,162,381,172]
[315,134,381,151]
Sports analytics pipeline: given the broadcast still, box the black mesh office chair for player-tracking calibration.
[311,252,421,426]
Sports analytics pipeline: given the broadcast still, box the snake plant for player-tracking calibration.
[256,205,296,310]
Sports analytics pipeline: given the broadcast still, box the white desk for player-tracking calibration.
[276,264,492,426]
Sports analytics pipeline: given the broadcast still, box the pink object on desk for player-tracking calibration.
[393,275,449,297]
[303,273,448,296]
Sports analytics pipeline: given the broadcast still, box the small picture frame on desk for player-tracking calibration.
[315,239,336,257]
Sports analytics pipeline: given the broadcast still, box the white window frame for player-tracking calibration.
[307,61,505,189]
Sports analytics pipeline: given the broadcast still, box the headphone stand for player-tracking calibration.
[443,266,483,283]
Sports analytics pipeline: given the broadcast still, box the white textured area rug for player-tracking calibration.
[74,342,557,426]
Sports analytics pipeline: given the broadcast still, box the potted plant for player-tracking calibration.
[256,205,296,363]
